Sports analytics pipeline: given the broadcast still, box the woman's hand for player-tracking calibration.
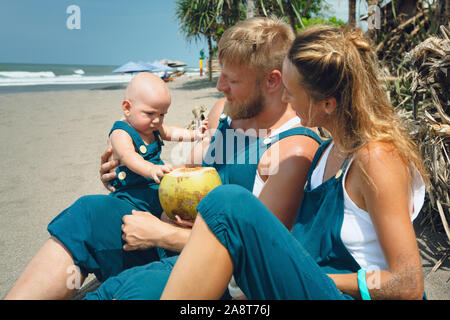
[161,212,194,228]
[99,147,119,192]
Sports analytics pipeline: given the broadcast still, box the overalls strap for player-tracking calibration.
[109,121,160,156]
[306,139,333,183]
[109,121,148,155]
[153,130,164,147]
[261,126,322,150]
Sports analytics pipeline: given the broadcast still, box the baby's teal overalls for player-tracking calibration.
[48,115,321,293]
[108,121,164,215]
[84,117,325,300]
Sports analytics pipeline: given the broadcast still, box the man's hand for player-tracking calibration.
[122,210,166,251]
[100,147,119,192]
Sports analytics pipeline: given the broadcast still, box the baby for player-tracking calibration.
[108,72,207,214]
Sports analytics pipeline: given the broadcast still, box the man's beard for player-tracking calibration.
[223,85,265,120]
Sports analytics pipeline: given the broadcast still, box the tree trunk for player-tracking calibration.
[208,35,213,82]
[348,0,356,26]
[247,0,255,18]
[397,0,418,18]
[447,0,450,24]
[435,0,450,28]
[285,1,298,33]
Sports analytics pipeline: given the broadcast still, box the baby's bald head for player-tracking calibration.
[125,72,171,108]
[121,72,171,133]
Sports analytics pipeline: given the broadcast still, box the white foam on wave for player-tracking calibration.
[0,73,134,87]
[0,67,201,87]
[0,71,56,79]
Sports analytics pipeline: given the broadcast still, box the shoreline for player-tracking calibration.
[0,73,211,94]
[0,82,128,94]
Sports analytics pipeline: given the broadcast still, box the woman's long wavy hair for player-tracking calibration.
[287,25,428,184]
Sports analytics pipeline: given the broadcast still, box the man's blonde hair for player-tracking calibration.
[218,16,295,76]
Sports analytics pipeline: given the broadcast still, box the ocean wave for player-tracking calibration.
[0,74,134,86]
[0,71,56,79]
[0,68,201,87]
[73,69,85,75]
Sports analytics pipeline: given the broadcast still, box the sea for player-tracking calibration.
[0,63,200,94]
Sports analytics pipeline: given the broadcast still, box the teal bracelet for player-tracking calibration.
[357,269,371,300]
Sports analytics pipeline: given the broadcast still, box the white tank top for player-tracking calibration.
[251,117,301,197]
[310,142,426,270]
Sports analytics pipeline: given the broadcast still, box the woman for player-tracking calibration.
[160,25,428,300]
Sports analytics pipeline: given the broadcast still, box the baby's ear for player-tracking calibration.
[122,99,131,116]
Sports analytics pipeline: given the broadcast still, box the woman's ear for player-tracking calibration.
[122,99,132,116]
[322,97,337,115]
[265,70,282,93]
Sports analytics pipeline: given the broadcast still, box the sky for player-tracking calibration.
[0,0,353,67]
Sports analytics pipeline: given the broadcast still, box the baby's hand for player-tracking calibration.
[149,164,173,183]
[195,118,209,140]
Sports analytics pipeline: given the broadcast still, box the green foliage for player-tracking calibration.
[255,0,337,31]
[299,15,346,29]
[175,0,219,42]
[174,0,342,60]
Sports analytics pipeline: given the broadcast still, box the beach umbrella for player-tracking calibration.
[159,58,187,68]
[168,60,187,67]
[147,61,172,73]
[112,61,156,73]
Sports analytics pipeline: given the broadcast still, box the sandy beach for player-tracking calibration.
[0,74,448,299]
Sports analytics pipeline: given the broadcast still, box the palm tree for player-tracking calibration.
[256,0,326,32]
[175,0,220,82]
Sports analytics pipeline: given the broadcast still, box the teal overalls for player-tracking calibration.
[108,121,164,215]
[87,139,360,300]
[83,116,322,299]
[202,114,322,190]
[196,139,360,299]
[198,139,427,299]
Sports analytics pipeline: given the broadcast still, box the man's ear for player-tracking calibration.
[122,99,131,116]
[265,70,282,93]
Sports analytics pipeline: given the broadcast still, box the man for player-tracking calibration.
[6,17,320,300]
